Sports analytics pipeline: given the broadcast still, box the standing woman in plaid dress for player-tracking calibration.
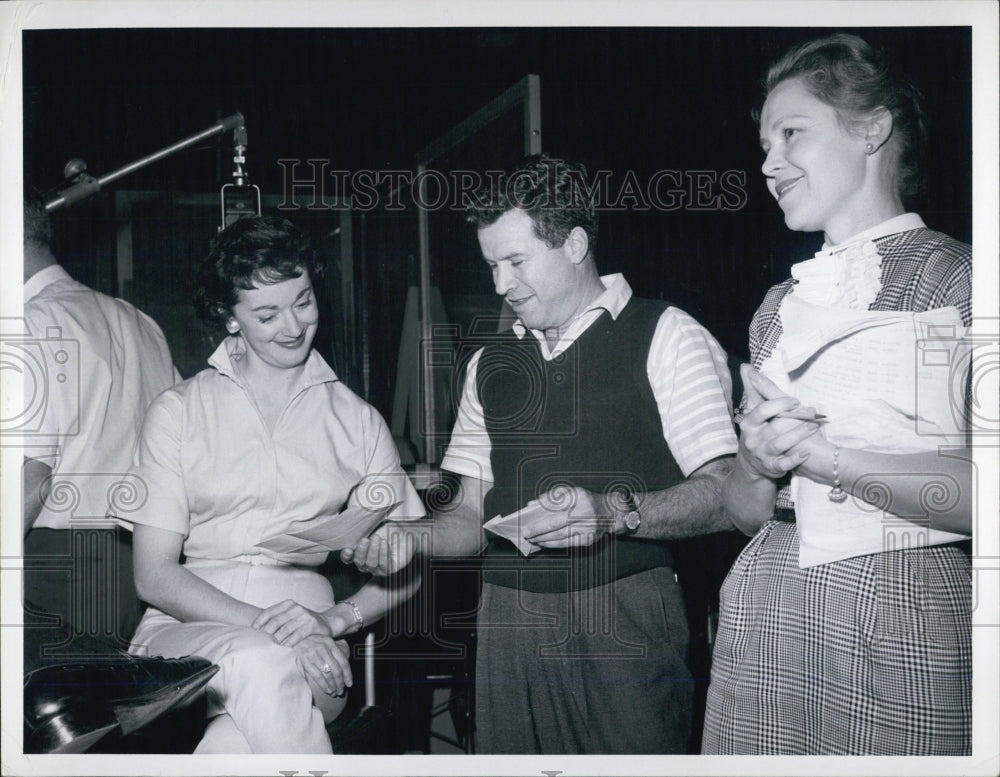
[702,33,972,755]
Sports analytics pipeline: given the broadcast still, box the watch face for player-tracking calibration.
[624,510,641,533]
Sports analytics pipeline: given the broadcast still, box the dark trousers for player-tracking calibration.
[23,527,142,669]
[475,566,693,754]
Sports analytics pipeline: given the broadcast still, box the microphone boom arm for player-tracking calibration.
[45,112,246,212]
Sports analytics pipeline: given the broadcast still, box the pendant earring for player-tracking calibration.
[865,142,875,155]
[225,319,240,335]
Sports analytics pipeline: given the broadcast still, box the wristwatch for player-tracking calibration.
[617,490,641,535]
[625,494,642,534]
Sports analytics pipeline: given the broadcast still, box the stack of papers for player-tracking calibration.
[760,295,971,567]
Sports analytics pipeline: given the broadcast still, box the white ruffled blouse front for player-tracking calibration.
[788,212,926,310]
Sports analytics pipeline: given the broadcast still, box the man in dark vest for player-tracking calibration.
[344,154,738,753]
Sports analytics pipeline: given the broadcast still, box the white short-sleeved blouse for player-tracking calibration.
[126,337,424,565]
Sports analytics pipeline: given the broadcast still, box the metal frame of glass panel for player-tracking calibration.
[412,75,541,462]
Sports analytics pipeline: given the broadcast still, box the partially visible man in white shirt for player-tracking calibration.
[21,197,180,652]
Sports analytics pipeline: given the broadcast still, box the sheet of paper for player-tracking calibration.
[759,295,970,567]
[254,470,422,555]
[483,501,554,556]
[255,500,399,554]
[253,532,328,555]
[292,502,398,548]
[791,474,965,568]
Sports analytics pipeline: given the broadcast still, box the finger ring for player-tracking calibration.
[321,663,332,674]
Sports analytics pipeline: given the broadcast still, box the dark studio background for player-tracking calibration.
[23,26,972,417]
[20,26,974,754]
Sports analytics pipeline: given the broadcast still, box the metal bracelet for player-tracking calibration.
[342,599,364,630]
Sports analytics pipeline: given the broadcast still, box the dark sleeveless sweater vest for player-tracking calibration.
[477,297,683,592]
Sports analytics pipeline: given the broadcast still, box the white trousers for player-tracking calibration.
[131,558,345,754]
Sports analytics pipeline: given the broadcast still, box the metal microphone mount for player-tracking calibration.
[45,113,248,213]
[220,123,261,230]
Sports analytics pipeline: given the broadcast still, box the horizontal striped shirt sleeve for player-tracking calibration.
[440,347,494,483]
[648,307,738,476]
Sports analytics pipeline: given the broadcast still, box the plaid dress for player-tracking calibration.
[702,227,973,754]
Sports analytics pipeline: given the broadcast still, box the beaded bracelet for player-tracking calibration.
[827,445,848,503]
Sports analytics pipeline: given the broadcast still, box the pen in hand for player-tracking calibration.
[774,408,827,422]
[742,366,826,422]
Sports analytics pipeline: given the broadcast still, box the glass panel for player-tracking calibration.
[416,77,541,462]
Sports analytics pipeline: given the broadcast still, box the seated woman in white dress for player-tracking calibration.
[127,215,424,754]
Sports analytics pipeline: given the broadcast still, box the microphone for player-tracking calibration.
[220,122,261,230]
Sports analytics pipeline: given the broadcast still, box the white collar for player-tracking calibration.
[510,273,633,341]
[208,335,339,390]
[820,213,926,253]
[24,264,72,302]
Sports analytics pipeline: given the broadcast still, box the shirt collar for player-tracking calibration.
[208,335,339,390]
[24,264,72,302]
[510,273,633,341]
[821,213,926,252]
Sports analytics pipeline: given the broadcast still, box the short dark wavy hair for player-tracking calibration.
[24,197,53,249]
[194,215,323,328]
[758,33,928,203]
[465,153,598,255]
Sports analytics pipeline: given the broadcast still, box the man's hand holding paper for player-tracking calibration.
[484,485,616,554]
